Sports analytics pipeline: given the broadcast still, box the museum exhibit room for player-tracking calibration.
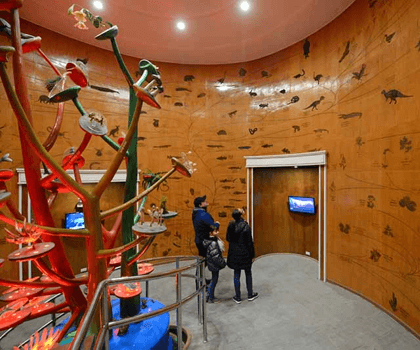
[1,0,420,348]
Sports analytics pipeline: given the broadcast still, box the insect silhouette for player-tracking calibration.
[304,96,325,110]
[339,41,350,63]
[282,148,290,154]
[184,75,195,82]
[352,64,366,81]
[109,125,119,137]
[314,74,323,84]
[249,128,258,135]
[294,69,305,79]
[384,32,396,43]
[217,77,225,84]
[381,90,412,103]
[239,68,247,77]
[370,250,381,262]
[95,148,103,157]
[339,223,350,234]
[288,96,300,104]
[303,38,310,58]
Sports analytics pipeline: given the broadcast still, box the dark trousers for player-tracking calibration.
[207,270,219,300]
[233,267,253,298]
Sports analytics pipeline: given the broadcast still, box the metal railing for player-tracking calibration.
[72,255,208,349]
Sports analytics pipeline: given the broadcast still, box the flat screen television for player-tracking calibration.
[65,212,85,229]
[288,196,316,215]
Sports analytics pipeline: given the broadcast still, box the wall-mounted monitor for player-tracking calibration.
[65,212,85,230]
[288,196,316,215]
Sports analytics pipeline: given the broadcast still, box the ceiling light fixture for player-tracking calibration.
[176,21,186,31]
[240,1,251,12]
[93,1,103,10]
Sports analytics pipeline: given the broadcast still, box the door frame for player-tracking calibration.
[245,151,327,281]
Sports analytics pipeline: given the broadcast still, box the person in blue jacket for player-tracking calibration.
[192,195,220,285]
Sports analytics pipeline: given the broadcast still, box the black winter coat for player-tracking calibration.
[226,219,255,270]
[203,239,226,272]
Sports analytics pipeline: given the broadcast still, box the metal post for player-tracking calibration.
[201,261,207,342]
[103,286,110,350]
[146,280,149,298]
[176,271,182,350]
[197,258,202,324]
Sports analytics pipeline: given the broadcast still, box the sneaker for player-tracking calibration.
[248,293,259,301]
[232,296,242,304]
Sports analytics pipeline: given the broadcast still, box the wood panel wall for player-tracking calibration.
[1,0,420,335]
[253,167,319,258]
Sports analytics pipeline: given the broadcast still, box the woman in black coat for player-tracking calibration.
[226,209,258,303]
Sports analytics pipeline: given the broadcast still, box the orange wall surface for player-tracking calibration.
[1,0,420,335]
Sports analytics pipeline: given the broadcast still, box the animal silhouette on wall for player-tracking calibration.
[294,69,305,78]
[303,38,310,58]
[304,96,325,110]
[339,41,350,63]
[314,74,323,84]
[339,223,350,234]
[288,96,300,104]
[384,32,396,43]
[184,75,195,82]
[239,68,247,76]
[352,64,366,81]
[381,89,412,103]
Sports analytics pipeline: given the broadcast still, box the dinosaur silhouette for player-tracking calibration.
[294,69,305,79]
[339,41,350,63]
[381,89,412,104]
[384,32,396,43]
[304,96,325,110]
[303,39,310,58]
[352,64,366,80]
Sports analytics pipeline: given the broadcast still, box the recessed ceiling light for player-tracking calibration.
[176,21,186,31]
[93,1,103,10]
[240,1,250,12]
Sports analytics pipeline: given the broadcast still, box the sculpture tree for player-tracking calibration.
[0,1,194,348]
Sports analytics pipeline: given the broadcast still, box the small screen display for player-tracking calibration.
[65,212,85,229]
[288,196,316,215]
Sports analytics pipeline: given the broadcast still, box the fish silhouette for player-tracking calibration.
[207,145,224,148]
[238,146,251,150]
[259,104,268,108]
[176,87,191,92]
[228,110,238,117]
[217,156,227,160]
[174,102,183,107]
[261,144,273,148]
[338,112,362,119]
[197,93,206,98]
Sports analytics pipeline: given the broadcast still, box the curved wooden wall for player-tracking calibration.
[1,0,420,335]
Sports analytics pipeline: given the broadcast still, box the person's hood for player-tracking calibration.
[202,239,212,249]
[192,207,206,221]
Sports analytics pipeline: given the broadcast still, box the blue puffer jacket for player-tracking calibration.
[192,207,220,245]
[203,239,226,272]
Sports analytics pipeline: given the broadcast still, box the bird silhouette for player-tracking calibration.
[339,41,350,63]
[303,39,310,59]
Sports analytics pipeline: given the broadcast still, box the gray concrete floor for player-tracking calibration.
[2,254,420,349]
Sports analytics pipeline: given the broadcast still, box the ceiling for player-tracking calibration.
[19,0,356,65]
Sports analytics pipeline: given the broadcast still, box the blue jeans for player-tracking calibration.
[234,267,253,298]
[207,270,219,300]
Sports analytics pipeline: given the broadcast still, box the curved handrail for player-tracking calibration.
[72,255,207,349]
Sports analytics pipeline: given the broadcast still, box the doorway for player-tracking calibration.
[245,152,327,281]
